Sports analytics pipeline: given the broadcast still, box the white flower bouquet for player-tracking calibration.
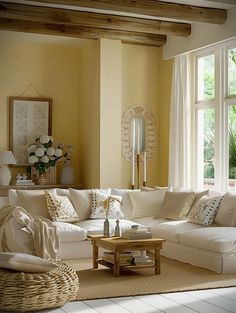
[28,135,63,175]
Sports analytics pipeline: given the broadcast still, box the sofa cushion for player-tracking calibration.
[69,188,111,221]
[44,191,79,223]
[129,189,167,219]
[90,192,124,219]
[133,217,203,242]
[111,188,140,219]
[187,196,222,226]
[215,192,236,226]
[16,189,56,218]
[77,219,142,236]
[157,191,195,220]
[52,222,87,243]
[179,227,236,253]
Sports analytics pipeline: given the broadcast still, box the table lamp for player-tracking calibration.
[0,151,17,185]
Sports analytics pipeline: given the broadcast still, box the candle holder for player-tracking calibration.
[130,151,147,189]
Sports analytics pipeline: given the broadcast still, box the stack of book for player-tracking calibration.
[122,229,152,240]
[134,254,153,265]
[102,251,133,266]
[16,179,35,185]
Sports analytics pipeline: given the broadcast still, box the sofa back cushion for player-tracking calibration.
[111,188,140,219]
[69,188,111,221]
[129,189,167,219]
[157,191,195,220]
[16,189,56,218]
[215,192,236,226]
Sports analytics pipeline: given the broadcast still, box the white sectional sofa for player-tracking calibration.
[1,187,236,274]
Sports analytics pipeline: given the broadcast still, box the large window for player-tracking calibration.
[193,41,236,192]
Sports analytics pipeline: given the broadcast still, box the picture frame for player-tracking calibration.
[9,97,52,165]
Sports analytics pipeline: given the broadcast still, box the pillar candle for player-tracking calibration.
[137,124,140,154]
[143,151,147,182]
[131,149,135,185]
[132,119,136,151]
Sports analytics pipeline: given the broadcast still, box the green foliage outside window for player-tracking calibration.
[203,50,236,179]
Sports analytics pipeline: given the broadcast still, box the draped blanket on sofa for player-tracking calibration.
[0,205,60,260]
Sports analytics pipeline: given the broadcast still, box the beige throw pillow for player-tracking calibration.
[215,192,236,226]
[0,252,57,273]
[192,190,209,206]
[157,191,195,220]
[16,189,56,218]
[129,189,167,219]
[44,191,79,223]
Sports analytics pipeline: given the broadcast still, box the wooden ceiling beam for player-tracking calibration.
[22,0,227,24]
[0,17,167,46]
[0,2,191,37]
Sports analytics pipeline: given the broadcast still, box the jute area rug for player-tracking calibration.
[65,257,236,301]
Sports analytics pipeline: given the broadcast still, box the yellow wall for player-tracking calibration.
[100,39,122,188]
[0,31,81,183]
[0,30,173,188]
[122,44,161,187]
[79,40,100,188]
[158,57,174,186]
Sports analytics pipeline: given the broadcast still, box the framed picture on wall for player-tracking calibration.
[9,97,52,165]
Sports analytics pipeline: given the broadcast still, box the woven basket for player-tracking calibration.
[0,260,79,312]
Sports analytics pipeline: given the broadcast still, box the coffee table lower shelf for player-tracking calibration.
[97,259,155,271]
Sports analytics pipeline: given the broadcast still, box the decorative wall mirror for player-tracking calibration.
[121,105,156,163]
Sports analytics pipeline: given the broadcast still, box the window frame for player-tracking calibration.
[192,38,236,193]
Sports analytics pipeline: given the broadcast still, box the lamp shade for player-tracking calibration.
[0,151,17,165]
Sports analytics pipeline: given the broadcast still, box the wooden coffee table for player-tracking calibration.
[88,235,165,277]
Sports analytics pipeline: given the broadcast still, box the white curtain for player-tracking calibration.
[168,54,192,190]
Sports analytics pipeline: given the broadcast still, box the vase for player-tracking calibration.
[60,160,75,185]
[37,172,47,185]
[114,219,120,237]
[103,218,110,238]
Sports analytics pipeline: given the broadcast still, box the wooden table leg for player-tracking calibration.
[114,251,120,277]
[92,240,98,269]
[155,248,160,275]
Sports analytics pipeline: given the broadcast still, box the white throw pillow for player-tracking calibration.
[90,191,124,219]
[111,188,140,219]
[0,252,57,273]
[158,191,195,220]
[188,196,222,226]
[69,188,111,221]
[129,189,167,219]
[15,189,56,218]
[215,192,236,226]
[44,191,79,223]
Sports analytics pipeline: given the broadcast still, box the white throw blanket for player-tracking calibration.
[0,205,61,260]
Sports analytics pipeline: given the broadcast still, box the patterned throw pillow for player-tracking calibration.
[187,196,222,226]
[90,191,124,219]
[44,191,79,223]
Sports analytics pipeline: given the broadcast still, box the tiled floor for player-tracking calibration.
[3,287,234,313]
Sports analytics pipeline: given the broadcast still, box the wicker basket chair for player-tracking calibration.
[0,261,79,312]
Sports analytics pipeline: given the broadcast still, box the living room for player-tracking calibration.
[1,0,236,312]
